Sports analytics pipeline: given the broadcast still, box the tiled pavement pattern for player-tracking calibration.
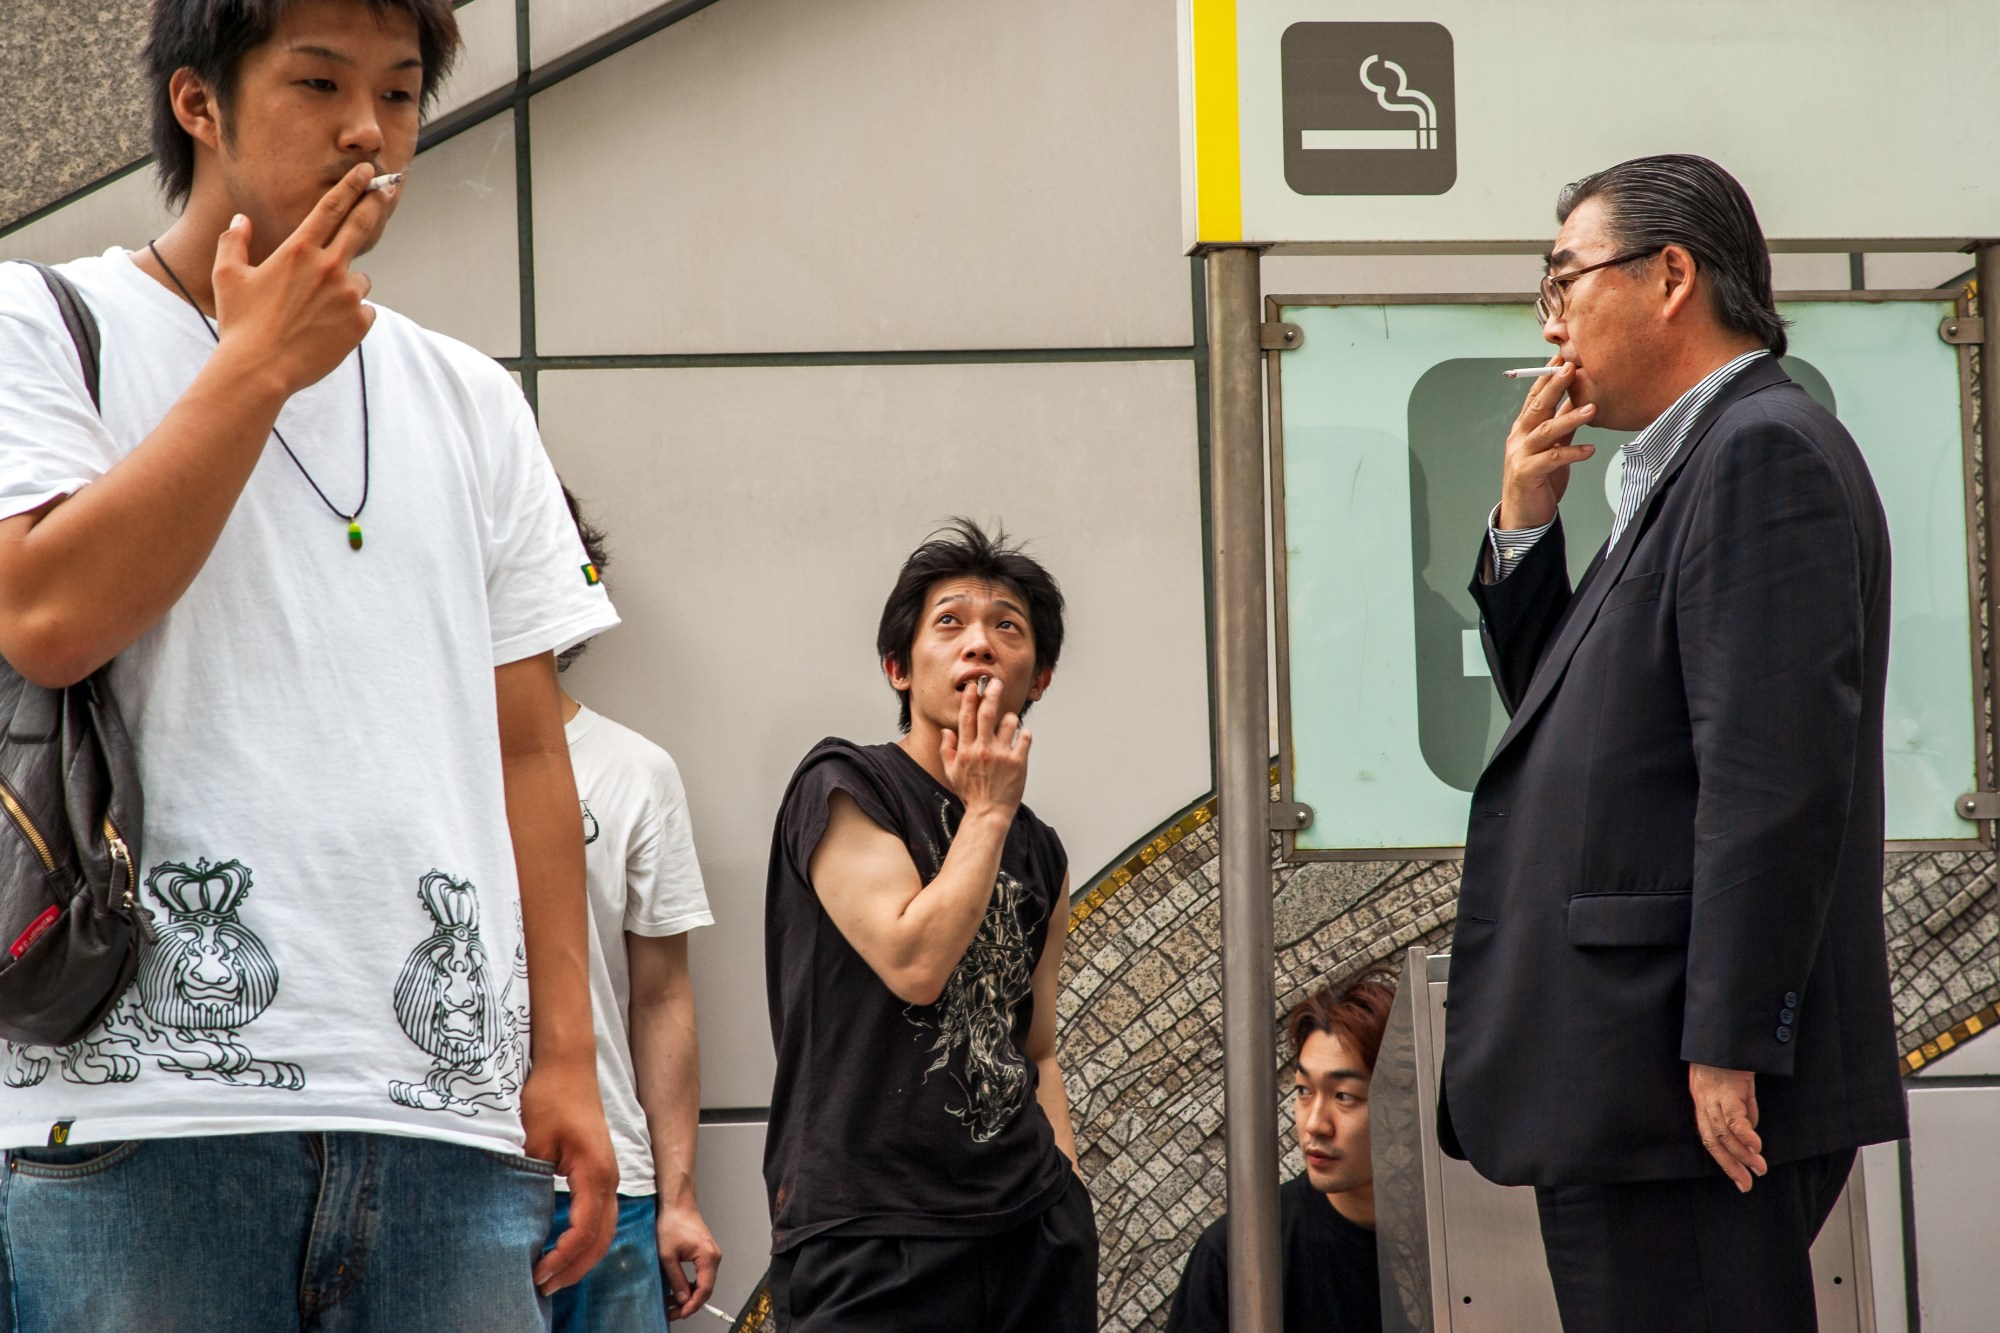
[1063,800,1999,1331]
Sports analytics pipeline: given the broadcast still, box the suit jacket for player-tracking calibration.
[1440,358,1908,1187]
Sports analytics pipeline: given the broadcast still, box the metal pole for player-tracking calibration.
[1204,244,1282,1333]
[1979,244,2000,801]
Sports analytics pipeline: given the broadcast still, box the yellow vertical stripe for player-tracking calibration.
[1191,0,1242,243]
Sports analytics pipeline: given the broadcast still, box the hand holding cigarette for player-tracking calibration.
[206,162,388,398]
[1497,357,1597,530]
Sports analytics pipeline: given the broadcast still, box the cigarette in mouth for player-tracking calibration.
[977,676,990,697]
[366,172,406,193]
[1501,366,1565,378]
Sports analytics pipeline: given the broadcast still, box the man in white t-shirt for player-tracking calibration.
[547,488,722,1329]
[0,2,618,1326]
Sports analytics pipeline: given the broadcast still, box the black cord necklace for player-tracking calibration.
[147,241,371,551]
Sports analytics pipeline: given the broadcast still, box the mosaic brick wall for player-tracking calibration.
[1061,793,1457,1333]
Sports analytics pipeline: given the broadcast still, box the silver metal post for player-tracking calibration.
[1979,244,2000,805]
[1204,244,1282,1333]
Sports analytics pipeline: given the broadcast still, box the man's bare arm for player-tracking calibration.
[810,681,1030,1006]
[1024,874,1079,1172]
[495,653,617,1293]
[628,931,720,1320]
[0,166,388,686]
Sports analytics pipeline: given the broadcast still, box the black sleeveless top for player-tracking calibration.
[762,738,1072,1252]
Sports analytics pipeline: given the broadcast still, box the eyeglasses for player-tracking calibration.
[1536,247,1665,323]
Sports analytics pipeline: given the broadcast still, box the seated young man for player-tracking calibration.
[547,488,722,1330]
[762,519,1097,1333]
[1166,968,1395,1333]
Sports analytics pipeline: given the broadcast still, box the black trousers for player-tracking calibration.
[1533,1149,1856,1333]
[769,1172,1099,1333]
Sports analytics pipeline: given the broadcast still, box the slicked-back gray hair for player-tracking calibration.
[1556,154,1788,358]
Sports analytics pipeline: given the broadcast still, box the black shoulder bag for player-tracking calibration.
[0,261,149,1048]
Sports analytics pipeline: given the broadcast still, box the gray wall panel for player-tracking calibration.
[0,169,175,267]
[694,1119,771,1318]
[1909,1087,2000,1330]
[366,116,522,358]
[529,0,1190,354]
[539,359,1209,1109]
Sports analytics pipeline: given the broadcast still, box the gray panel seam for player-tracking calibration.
[697,1108,771,1125]
[504,348,1196,373]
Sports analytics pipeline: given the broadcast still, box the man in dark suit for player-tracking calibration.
[1440,155,1907,1332]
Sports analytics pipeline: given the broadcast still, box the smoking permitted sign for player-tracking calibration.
[1280,22,1456,196]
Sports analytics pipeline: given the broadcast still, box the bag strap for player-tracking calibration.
[15,261,101,414]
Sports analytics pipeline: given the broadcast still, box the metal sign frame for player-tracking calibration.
[1265,287,1988,862]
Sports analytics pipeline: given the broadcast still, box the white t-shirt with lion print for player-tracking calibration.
[0,251,617,1156]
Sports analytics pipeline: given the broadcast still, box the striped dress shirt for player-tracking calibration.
[1487,349,1772,580]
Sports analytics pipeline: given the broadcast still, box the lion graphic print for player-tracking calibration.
[388,870,530,1116]
[4,858,303,1090]
[908,797,1043,1143]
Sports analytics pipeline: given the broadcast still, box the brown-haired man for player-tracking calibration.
[1165,968,1393,1333]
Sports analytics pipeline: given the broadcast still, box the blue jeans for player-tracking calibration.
[0,1131,554,1332]
[546,1193,671,1333]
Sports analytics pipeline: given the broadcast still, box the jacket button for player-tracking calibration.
[1780,1008,1795,1024]
[1784,991,1799,1007]
[1776,1026,1792,1043]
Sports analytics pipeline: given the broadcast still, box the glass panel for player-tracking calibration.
[1279,297,1974,850]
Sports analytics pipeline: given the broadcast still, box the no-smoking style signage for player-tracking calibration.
[1280,22,1456,195]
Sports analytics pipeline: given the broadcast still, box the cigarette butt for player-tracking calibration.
[704,1306,734,1323]
[366,172,406,193]
[1501,366,1564,378]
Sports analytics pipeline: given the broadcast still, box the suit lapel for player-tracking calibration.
[1482,358,1792,770]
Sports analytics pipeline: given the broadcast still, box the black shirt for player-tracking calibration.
[1165,1173,1382,1333]
[762,739,1072,1252]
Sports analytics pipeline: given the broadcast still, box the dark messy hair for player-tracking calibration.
[876,518,1066,735]
[556,482,610,673]
[1555,154,1788,357]
[1286,967,1398,1075]
[144,0,463,209]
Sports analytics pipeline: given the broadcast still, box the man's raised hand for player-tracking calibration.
[1498,357,1598,530]
[210,163,391,398]
[940,674,1031,817]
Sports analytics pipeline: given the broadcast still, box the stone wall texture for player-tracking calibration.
[0,1,153,230]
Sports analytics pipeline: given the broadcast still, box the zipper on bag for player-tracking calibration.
[0,777,57,875]
[104,818,151,943]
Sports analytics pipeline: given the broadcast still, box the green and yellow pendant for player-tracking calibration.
[347,519,364,551]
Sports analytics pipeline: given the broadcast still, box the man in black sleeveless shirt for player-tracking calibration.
[1165,969,1393,1333]
[763,520,1097,1332]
